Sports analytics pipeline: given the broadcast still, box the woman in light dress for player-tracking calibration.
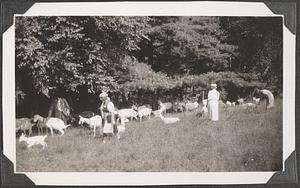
[207,84,220,121]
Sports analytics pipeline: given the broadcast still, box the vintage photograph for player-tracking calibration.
[15,16,283,172]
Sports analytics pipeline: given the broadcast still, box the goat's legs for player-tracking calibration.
[41,142,47,149]
[93,125,96,137]
[50,128,54,137]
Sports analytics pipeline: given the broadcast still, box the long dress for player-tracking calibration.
[100,98,116,134]
[261,89,274,109]
[208,89,220,121]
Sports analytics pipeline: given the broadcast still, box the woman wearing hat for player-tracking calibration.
[253,88,274,111]
[99,92,117,142]
[207,83,220,121]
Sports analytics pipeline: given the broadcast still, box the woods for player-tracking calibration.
[15,16,283,117]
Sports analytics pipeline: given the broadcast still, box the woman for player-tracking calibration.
[207,83,220,121]
[99,92,117,142]
[253,88,274,111]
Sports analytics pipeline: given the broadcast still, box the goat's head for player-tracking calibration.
[32,114,44,123]
[19,133,26,142]
[78,115,85,125]
[131,105,138,111]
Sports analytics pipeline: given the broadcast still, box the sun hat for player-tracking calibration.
[99,92,108,99]
[211,83,217,88]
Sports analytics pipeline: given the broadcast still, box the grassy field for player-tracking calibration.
[16,99,282,172]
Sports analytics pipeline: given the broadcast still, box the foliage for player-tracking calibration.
[138,17,238,75]
[220,17,283,94]
[15,16,149,97]
[15,16,283,114]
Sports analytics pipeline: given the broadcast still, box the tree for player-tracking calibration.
[15,16,149,114]
[220,17,283,94]
[137,16,238,75]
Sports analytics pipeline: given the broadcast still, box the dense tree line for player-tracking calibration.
[15,16,282,117]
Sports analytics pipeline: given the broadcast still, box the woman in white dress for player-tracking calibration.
[207,84,220,121]
[99,92,117,142]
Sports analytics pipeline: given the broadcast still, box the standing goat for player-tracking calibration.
[78,115,103,137]
[133,106,152,122]
[16,118,34,136]
[32,115,70,136]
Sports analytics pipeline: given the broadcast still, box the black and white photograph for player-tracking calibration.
[14,15,283,172]
[1,1,297,186]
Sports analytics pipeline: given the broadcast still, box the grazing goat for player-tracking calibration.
[78,115,103,137]
[33,115,48,135]
[201,99,208,114]
[152,109,162,117]
[136,107,152,122]
[253,97,260,105]
[242,102,256,110]
[16,118,34,136]
[19,133,47,149]
[159,114,180,124]
[237,98,244,105]
[185,101,199,111]
[158,102,167,114]
[116,108,138,123]
[33,115,70,136]
[161,102,173,113]
[173,102,185,113]
[226,101,236,107]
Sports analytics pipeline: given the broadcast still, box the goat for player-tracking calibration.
[159,114,180,124]
[173,102,185,113]
[201,99,208,114]
[185,101,199,111]
[32,115,70,136]
[32,115,48,135]
[152,109,162,117]
[158,102,167,114]
[237,98,244,105]
[116,108,138,123]
[242,103,257,111]
[78,115,103,137]
[19,133,47,149]
[136,107,152,122]
[16,118,34,136]
[226,101,236,107]
[116,117,127,139]
[253,97,260,105]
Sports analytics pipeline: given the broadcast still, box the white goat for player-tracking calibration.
[159,114,180,124]
[253,97,260,105]
[116,108,138,122]
[201,99,208,115]
[226,101,236,107]
[158,102,167,114]
[16,118,34,136]
[116,117,127,139]
[161,102,172,113]
[32,115,70,137]
[237,98,244,105]
[137,107,152,122]
[242,102,256,110]
[19,133,47,149]
[78,115,102,137]
[152,109,162,117]
[185,101,199,111]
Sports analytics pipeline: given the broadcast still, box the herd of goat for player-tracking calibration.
[16,97,262,149]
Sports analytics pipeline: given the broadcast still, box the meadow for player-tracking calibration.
[16,99,282,172]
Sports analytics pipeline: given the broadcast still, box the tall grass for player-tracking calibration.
[16,99,282,172]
